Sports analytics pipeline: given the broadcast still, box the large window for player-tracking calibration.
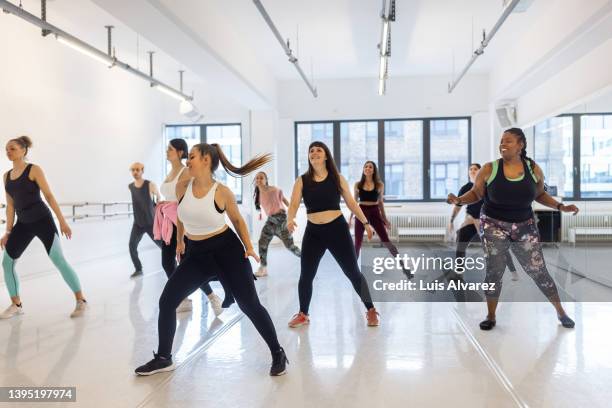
[340,121,378,185]
[295,117,470,201]
[525,113,612,200]
[164,123,243,201]
[384,120,423,200]
[295,122,334,176]
[581,115,612,198]
[429,119,469,199]
[534,117,573,198]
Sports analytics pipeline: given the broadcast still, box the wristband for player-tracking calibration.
[363,221,370,225]
[556,202,563,210]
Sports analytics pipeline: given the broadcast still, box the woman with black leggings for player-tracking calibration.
[449,163,518,280]
[447,128,578,330]
[1,136,87,319]
[155,138,226,316]
[135,143,287,376]
[287,141,380,328]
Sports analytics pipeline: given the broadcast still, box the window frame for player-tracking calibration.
[533,112,612,201]
[163,122,243,202]
[294,116,472,202]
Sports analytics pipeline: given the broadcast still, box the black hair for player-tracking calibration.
[169,138,188,160]
[302,141,342,194]
[504,127,534,167]
[357,161,383,191]
[253,171,269,211]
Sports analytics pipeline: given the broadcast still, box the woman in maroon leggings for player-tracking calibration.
[349,161,406,266]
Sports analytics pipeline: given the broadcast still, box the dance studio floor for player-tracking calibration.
[0,219,611,407]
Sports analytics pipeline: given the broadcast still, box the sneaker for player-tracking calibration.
[0,303,23,319]
[70,300,87,318]
[558,314,575,328]
[135,352,175,376]
[130,270,143,278]
[208,293,223,317]
[176,298,193,313]
[255,266,268,278]
[288,312,309,328]
[270,347,289,376]
[479,318,496,330]
[510,271,520,281]
[366,308,380,327]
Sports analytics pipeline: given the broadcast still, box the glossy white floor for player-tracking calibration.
[0,219,610,407]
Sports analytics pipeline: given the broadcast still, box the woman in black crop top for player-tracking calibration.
[348,161,403,263]
[447,128,579,331]
[449,163,518,281]
[286,141,380,328]
[0,136,87,320]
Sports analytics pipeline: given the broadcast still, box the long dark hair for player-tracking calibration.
[303,141,342,193]
[357,161,383,191]
[169,138,188,160]
[504,127,534,167]
[253,171,269,211]
[193,143,272,177]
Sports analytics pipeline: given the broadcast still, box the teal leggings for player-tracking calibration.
[3,215,81,298]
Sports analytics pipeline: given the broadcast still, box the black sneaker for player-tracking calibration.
[135,352,175,376]
[558,315,575,328]
[479,318,496,331]
[130,270,143,278]
[270,347,288,376]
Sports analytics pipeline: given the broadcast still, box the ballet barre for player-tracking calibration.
[59,201,133,221]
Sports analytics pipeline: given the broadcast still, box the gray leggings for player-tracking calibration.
[480,214,559,299]
[258,212,301,266]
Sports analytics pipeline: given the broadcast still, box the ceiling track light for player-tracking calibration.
[252,0,317,97]
[0,0,193,102]
[377,0,395,96]
[447,0,520,93]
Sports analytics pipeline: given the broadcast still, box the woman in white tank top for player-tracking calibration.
[155,138,225,315]
[135,143,288,377]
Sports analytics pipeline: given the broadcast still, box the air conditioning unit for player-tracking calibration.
[495,103,517,128]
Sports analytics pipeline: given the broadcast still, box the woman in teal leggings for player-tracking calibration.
[1,136,87,319]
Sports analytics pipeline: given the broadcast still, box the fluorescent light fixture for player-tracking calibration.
[379,55,387,80]
[380,21,389,56]
[155,84,187,101]
[55,34,114,68]
[179,100,195,115]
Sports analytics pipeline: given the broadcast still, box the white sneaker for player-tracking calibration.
[208,293,223,317]
[255,266,268,278]
[176,298,193,313]
[70,300,88,318]
[0,303,24,319]
[511,271,520,281]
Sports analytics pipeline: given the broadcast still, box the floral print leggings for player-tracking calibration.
[480,213,559,300]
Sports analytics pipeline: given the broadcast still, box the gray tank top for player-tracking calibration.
[129,180,155,226]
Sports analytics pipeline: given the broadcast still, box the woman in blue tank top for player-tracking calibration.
[447,128,578,331]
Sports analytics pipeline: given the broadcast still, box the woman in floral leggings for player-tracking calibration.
[447,128,579,330]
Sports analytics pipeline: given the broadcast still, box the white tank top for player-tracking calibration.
[178,180,226,236]
[160,167,186,201]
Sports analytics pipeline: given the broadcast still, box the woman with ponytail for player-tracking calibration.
[447,128,579,331]
[253,171,301,277]
[155,138,226,316]
[136,143,288,377]
[286,141,380,328]
[1,136,88,319]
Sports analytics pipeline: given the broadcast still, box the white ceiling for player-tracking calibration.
[154,0,536,80]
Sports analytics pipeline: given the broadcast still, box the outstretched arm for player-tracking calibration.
[31,165,72,238]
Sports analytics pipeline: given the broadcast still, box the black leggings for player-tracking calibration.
[161,224,213,296]
[129,223,160,271]
[456,224,516,272]
[299,215,374,314]
[157,228,280,358]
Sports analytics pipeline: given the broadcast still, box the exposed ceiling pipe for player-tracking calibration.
[252,0,318,97]
[447,0,521,93]
[0,0,193,101]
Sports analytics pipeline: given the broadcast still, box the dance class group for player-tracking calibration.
[0,127,579,377]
